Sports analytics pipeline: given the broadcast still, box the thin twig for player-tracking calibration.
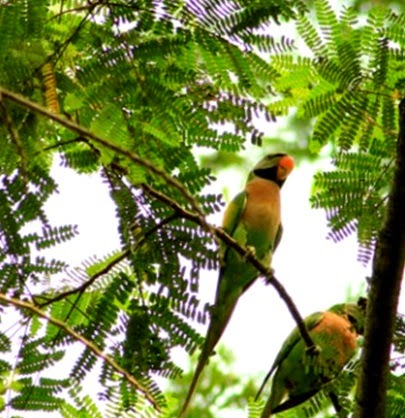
[329,391,343,415]
[36,251,128,307]
[0,292,162,411]
[36,213,179,307]
[52,4,95,19]
[49,7,93,66]
[39,136,89,153]
[363,113,397,138]
[0,97,28,184]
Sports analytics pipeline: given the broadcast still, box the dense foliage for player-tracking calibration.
[0,0,403,417]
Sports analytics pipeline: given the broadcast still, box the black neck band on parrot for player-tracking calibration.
[253,167,285,188]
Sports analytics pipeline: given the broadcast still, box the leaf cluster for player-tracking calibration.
[265,1,405,263]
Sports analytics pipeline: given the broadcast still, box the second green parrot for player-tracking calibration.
[256,299,366,417]
[179,153,295,417]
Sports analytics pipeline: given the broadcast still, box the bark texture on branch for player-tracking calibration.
[354,100,405,418]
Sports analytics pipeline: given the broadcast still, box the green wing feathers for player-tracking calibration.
[219,191,247,259]
[255,312,323,403]
[257,302,365,417]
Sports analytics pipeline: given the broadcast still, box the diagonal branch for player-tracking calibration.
[0,292,162,412]
[36,213,179,307]
[354,100,405,418]
[142,183,315,349]
[35,251,128,307]
[0,86,206,220]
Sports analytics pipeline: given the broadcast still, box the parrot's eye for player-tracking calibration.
[347,314,357,327]
[269,153,285,159]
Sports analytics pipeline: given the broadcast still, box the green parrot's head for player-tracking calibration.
[328,297,367,335]
[251,153,295,187]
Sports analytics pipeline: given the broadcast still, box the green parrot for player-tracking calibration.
[179,153,295,417]
[256,300,367,417]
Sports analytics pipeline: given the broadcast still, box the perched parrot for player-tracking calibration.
[179,153,295,417]
[256,300,367,417]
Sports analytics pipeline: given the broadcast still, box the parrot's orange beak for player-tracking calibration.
[277,155,295,180]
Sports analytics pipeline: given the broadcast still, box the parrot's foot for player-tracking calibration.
[244,245,256,258]
[264,268,275,284]
[306,344,321,356]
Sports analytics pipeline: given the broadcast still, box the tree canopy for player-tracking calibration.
[0,1,404,417]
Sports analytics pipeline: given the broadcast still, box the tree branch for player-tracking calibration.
[142,183,315,349]
[36,213,180,307]
[0,293,162,412]
[354,99,405,418]
[35,251,128,307]
[0,86,206,220]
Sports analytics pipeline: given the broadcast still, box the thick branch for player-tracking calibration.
[0,293,162,411]
[354,100,405,418]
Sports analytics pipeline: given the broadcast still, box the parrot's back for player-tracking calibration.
[266,311,360,415]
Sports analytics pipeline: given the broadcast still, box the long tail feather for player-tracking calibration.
[179,296,238,417]
[260,398,273,418]
[255,366,275,401]
[179,345,210,418]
